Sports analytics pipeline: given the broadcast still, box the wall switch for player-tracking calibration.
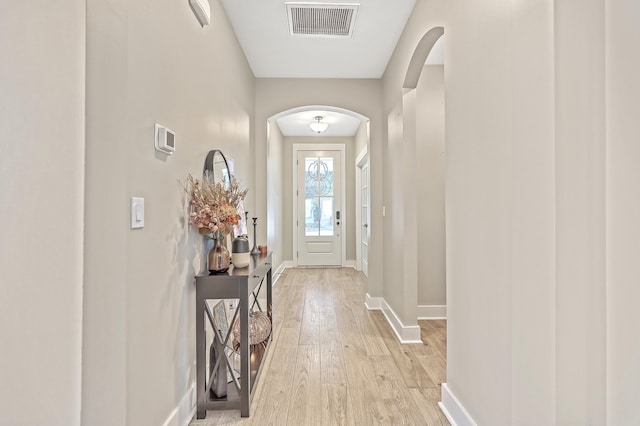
[382,205,386,217]
[131,197,145,229]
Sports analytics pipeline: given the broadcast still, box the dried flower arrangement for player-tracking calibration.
[185,173,248,238]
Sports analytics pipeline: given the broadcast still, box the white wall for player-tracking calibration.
[83,1,255,425]
[0,1,85,425]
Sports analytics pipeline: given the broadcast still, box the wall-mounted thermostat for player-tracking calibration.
[155,123,175,155]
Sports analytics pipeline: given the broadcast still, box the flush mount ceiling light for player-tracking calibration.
[309,116,329,133]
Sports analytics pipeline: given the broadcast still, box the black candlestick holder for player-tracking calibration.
[251,217,260,255]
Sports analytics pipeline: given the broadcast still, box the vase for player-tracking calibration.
[231,235,250,268]
[208,234,230,273]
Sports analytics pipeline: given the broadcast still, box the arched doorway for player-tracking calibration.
[265,105,370,270]
[404,28,447,321]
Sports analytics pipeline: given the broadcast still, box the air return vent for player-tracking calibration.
[286,2,359,38]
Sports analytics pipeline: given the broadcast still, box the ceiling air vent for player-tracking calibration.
[286,2,359,38]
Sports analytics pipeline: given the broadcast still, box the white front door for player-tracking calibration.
[359,158,369,276]
[297,150,342,266]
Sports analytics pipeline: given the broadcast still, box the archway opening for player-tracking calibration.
[265,105,370,272]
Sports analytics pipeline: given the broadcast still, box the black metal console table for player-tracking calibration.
[195,252,273,418]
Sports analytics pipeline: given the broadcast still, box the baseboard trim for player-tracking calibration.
[381,300,422,344]
[273,261,290,286]
[417,304,447,320]
[162,384,196,426]
[439,383,477,426]
[280,260,295,270]
[364,293,383,310]
[364,294,422,343]
[344,260,356,269]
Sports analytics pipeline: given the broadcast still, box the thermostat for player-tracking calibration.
[155,123,175,155]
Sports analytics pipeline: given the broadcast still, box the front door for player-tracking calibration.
[296,150,342,266]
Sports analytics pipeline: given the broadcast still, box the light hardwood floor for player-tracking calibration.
[190,268,449,425]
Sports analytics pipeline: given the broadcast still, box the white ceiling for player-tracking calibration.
[219,0,416,79]
[273,106,365,137]
[219,0,416,136]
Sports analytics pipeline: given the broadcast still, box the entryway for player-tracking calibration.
[294,146,344,266]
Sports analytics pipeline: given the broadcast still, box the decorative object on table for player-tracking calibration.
[209,301,229,397]
[208,331,227,398]
[208,231,230,273]
[258,245,267,255]
[234,201,248,238]
[184,172,247,273]
[231,310,272,347]
[213,301,229,338]
[231,235,251,268]
[250,217,260,255]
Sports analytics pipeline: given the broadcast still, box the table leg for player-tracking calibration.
[239,290,250,416]
[196,295,206,419]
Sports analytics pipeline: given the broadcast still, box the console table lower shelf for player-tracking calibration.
[195,252,273,419]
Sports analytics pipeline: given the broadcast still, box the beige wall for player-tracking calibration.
[83,0,255,425]
[416,65,446,307]
[606,0,640,423]
[382,0,638,423]
[255,78,384,296]
[266,122,285,269]
[354,121,369,159]
[0,1,85,424]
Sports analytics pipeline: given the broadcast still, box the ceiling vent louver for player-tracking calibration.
[286,2,359,38]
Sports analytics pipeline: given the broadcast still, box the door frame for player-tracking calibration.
[355,146,369,274]
[293,143,347,267]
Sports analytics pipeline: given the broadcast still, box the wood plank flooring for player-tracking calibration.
[190,268,449,425]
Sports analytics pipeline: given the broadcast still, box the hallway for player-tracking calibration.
[191,268,448,425]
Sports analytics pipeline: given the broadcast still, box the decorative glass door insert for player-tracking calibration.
[296,149,342,266]
[305,156,334,236]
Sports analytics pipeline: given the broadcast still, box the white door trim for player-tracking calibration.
[355,145,368,273]
[293,143,346,267]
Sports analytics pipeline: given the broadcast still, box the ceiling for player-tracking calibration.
[220,0,416,79]
[219,0,417,136]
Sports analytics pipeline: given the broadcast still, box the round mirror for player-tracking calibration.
[203,149,230,186]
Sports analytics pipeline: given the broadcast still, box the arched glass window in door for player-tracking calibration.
[304,156,334,236]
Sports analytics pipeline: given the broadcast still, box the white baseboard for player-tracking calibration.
[381,300,422,344]
[438,383,477,426]
[162,384,196,426]
[279,260,295,271]
[276,260,357,269]
[273,262,289,286]
[365,294,422,344]
[364,293,383,310]
[417,304,447,320]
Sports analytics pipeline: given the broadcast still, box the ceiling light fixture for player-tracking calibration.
[309,116,329,133]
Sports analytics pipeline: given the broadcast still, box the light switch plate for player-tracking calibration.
[131,197,144,229]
